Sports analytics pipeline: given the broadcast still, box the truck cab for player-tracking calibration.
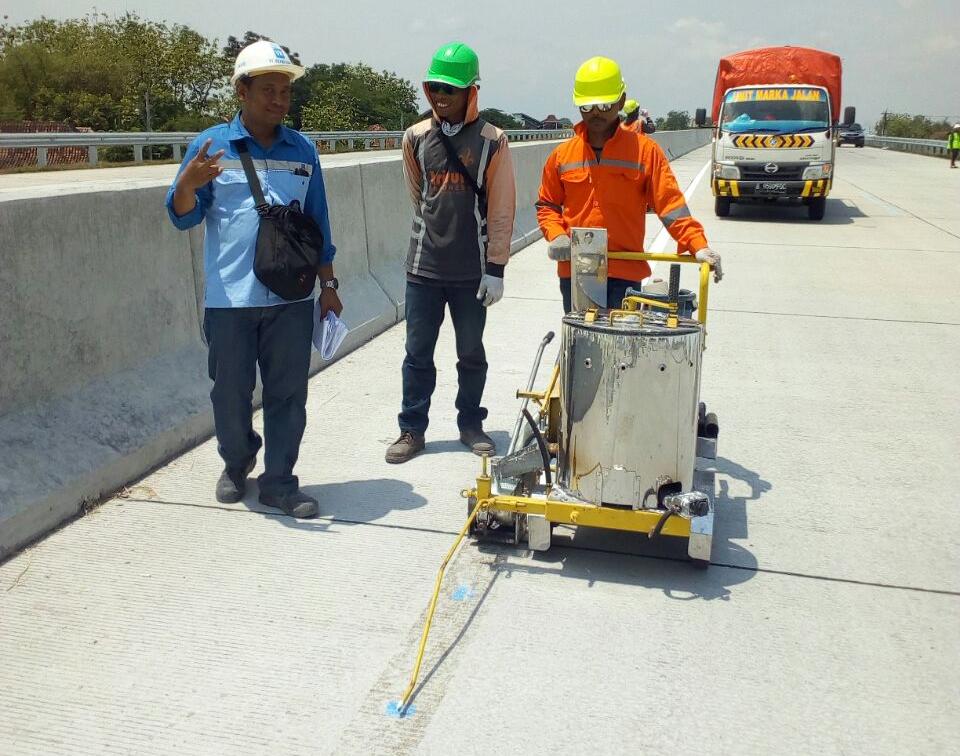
[712,84,835,220]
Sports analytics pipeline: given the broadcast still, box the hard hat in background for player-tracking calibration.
[231,40,305,86]
[425,42,480,88]
[623,99,640,115]
[573,57,626,108]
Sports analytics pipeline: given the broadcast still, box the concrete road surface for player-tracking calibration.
[1,145,958,755]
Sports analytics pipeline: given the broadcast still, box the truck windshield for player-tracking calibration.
[720,87,831,134]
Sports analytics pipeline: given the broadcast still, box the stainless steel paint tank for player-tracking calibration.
[557,311,703,507]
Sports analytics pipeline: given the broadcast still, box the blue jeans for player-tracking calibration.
[203,300,313,496]
[399,281,488,435]
[559,277,642,313]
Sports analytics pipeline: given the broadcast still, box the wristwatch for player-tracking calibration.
[320,277,339,291]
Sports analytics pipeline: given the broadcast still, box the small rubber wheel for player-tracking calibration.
[715,196,731,217]
[691,559,710,570]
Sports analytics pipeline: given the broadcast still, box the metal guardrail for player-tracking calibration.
[0,128,573,167]
[865,135,951,158]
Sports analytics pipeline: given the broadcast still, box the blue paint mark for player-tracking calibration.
[452,584,474,601]
[385,700,416,719]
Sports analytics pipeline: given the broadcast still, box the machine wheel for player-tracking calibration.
[691,558,710,570]
[807,196,826,221]
[715,197,731,217]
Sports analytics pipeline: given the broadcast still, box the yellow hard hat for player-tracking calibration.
[623,99,640,114]
[573,57,626,108]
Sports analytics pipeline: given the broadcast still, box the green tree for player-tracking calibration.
[0,14,230,131]
[654,110,691,131]
[294,63,417,130]
[876,112,952,139]
[479,108,521,129]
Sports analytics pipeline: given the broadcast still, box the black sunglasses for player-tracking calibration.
[426,82,464,95]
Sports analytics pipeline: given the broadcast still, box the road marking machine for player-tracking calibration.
[397,229,720,713]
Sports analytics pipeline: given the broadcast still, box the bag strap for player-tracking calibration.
[438,130,485,201]
[235,139,268,208]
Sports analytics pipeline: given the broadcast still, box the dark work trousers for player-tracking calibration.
[559,277,642,314]
[399,281,488,435]
[203,299,313,496]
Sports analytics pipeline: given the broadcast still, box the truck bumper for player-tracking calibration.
[713,178,831,199]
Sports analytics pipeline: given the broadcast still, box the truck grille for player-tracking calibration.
[739,163,805,181]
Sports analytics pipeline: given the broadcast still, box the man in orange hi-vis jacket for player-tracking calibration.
[537,56,722,312]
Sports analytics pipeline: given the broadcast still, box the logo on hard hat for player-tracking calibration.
[272,46,287,62]
[764,163,779,174]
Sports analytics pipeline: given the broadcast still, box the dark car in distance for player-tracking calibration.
[838,123,865,147]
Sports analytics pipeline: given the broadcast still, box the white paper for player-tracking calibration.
[312,302,348,360]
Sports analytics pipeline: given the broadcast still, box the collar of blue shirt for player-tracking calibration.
[228,112,298,148]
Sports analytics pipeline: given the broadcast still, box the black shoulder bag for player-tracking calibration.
[236,140,323,301]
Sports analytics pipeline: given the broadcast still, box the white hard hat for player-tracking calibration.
[231,40,305,86]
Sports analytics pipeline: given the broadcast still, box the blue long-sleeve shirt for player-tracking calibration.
[166,114,336,308]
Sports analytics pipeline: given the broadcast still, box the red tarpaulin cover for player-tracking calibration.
[712,46,842,124]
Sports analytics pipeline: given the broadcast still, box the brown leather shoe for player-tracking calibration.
[459,427,495,456]
[385,431,426,464]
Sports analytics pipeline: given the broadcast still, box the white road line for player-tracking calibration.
[642,157,711,284]
[650,159,712,253]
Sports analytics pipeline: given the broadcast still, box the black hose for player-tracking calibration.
[521,408,552,488]
[648,509,674,540]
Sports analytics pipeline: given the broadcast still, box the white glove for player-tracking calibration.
[476,274,504,307]
[695,247,723,282]
[547,234,571,261]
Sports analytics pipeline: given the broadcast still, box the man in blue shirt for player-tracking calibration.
[166,40,341,519]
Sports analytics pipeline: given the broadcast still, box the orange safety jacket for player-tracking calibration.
[537,122,708,281]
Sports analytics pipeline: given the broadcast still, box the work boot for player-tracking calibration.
[259,490,319,519]
[459,427,496,456]
[215,457,256,504]
[385,431,426,464]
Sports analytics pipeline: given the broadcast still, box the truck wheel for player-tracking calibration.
[808,196,826,221]
[715,197,731,217]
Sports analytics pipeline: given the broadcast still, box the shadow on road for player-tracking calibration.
[300,477,429,525]
[721,198,866,225]
[472,454,772,602]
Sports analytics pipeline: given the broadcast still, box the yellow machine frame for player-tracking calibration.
[398,253,714,713]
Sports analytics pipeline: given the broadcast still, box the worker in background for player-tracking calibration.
[385,42,517,464]
[622,99,656,134]
[166,40,341,519]
[949,124,960,168]
[537,57,722,313]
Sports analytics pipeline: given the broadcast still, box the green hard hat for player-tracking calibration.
[425,42,480,88]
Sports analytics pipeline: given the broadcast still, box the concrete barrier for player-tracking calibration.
[0,129,709,560]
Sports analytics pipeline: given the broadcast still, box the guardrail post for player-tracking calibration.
[88,146,98,166]
[173,144,182,162]
[37,147,48,168]
[134,145,144,163]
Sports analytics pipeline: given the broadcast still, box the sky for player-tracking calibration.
[3,0,958,130]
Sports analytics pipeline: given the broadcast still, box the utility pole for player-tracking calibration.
[144,90,153,161]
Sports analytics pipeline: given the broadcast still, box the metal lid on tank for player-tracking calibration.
[561,309,701,336]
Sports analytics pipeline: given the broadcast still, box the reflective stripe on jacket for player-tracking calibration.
[536,122,707,281]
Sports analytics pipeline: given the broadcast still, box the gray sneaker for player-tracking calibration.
[385,431,426,464]
[459,427,496,456]
[215,457,256,504]
[259,490,319,519]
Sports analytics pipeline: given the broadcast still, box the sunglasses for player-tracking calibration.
[579,102,617,114]
[426,82,464,95]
